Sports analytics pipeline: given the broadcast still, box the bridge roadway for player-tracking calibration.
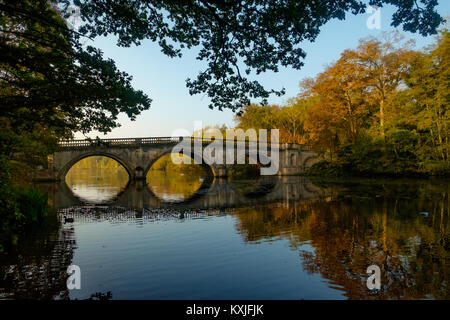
[36,136,320,181]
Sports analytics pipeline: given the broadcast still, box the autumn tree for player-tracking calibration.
[303,98,341,161]
[235,100,311,144]
[301,52,373,145]
[236,31,448,175]
[235,104,280,132]
[276,98,311,144]
[192,124,228,139]
[0,0,444,172]
[346,33,416,139]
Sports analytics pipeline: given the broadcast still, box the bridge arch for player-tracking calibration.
[143,150,216,203]
[302,155,320,171]
[143,150,215,181]
[57,151,135,181]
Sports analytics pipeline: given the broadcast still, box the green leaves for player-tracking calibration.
[0,0,152,138]
[370,0,444,36]
[406,30,449,162]
[0,0,153,198]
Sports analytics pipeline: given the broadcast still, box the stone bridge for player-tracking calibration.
[37,136,320,181]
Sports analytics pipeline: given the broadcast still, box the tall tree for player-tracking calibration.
[346,33,416,139]
[406,30,449,162]
[301,53,372,144]
[235,104,279,131]
[303,98,341,160]
[276,98,311,144]
[0,0,152,178]
[0,1,151,137]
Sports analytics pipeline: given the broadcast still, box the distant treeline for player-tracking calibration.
[234,31,449,176]
[70,156,124,169]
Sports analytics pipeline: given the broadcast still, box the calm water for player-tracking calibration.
[0,167,449,300]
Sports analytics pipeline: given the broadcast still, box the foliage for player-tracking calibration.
[0,1,446,236]
[236,31,449,176]
[235,98,312,144]
[0,166,51,254]
[66,0,442,111]
[193,125,229,139]
[0,1,151,234]
[149,153,205,175]
[405,30,449,163]
[0,0,151,186]
[0,1,151,137]
[14,187,48,224]
[69,156,125,169]
[65,156,129,203]
[344,32,416,138]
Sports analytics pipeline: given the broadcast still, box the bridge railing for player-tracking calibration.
[58,136,311,149]
[59,136,187,148]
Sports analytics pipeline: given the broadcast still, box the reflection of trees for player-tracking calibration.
[66,157,129,188]
[147,154,205,201]
[147,173,204,201]
[0,219,75,299]
[234,181,450,299]
[65,157,129,203]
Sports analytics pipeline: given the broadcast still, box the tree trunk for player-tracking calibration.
[380,98,385,140]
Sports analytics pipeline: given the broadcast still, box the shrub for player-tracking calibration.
[13,187,48,223]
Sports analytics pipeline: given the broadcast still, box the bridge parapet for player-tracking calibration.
[34,136,320,182]
[59,136,314,152]
[59,136,185,148]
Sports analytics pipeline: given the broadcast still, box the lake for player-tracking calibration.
[0,167,448,300]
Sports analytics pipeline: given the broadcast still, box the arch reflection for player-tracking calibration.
[146,153,210,203]
[65,156,129,204]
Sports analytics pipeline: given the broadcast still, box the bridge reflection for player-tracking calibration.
[47,176,328,212]
[58,206,229,224]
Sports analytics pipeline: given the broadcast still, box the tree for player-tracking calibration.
[0,0,446,181]
[235,31,448,175]
[0,0,152,234]
[0,1,151,137]
[235,104,279,131]
[192,124,228,138]
[300,53,372,145]
[276,98,311,144]
[66,0,443,111]
[0,0,152,179]
[304,97,341,160]
[406,30,449,162]
[346,33,416,139]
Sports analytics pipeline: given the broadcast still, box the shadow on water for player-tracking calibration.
[0,218,75,299]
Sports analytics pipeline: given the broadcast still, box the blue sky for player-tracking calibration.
[75,3,449,139]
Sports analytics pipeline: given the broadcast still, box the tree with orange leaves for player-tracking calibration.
[346,33,416,139]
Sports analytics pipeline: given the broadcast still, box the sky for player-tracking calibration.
[74,2,450,139]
